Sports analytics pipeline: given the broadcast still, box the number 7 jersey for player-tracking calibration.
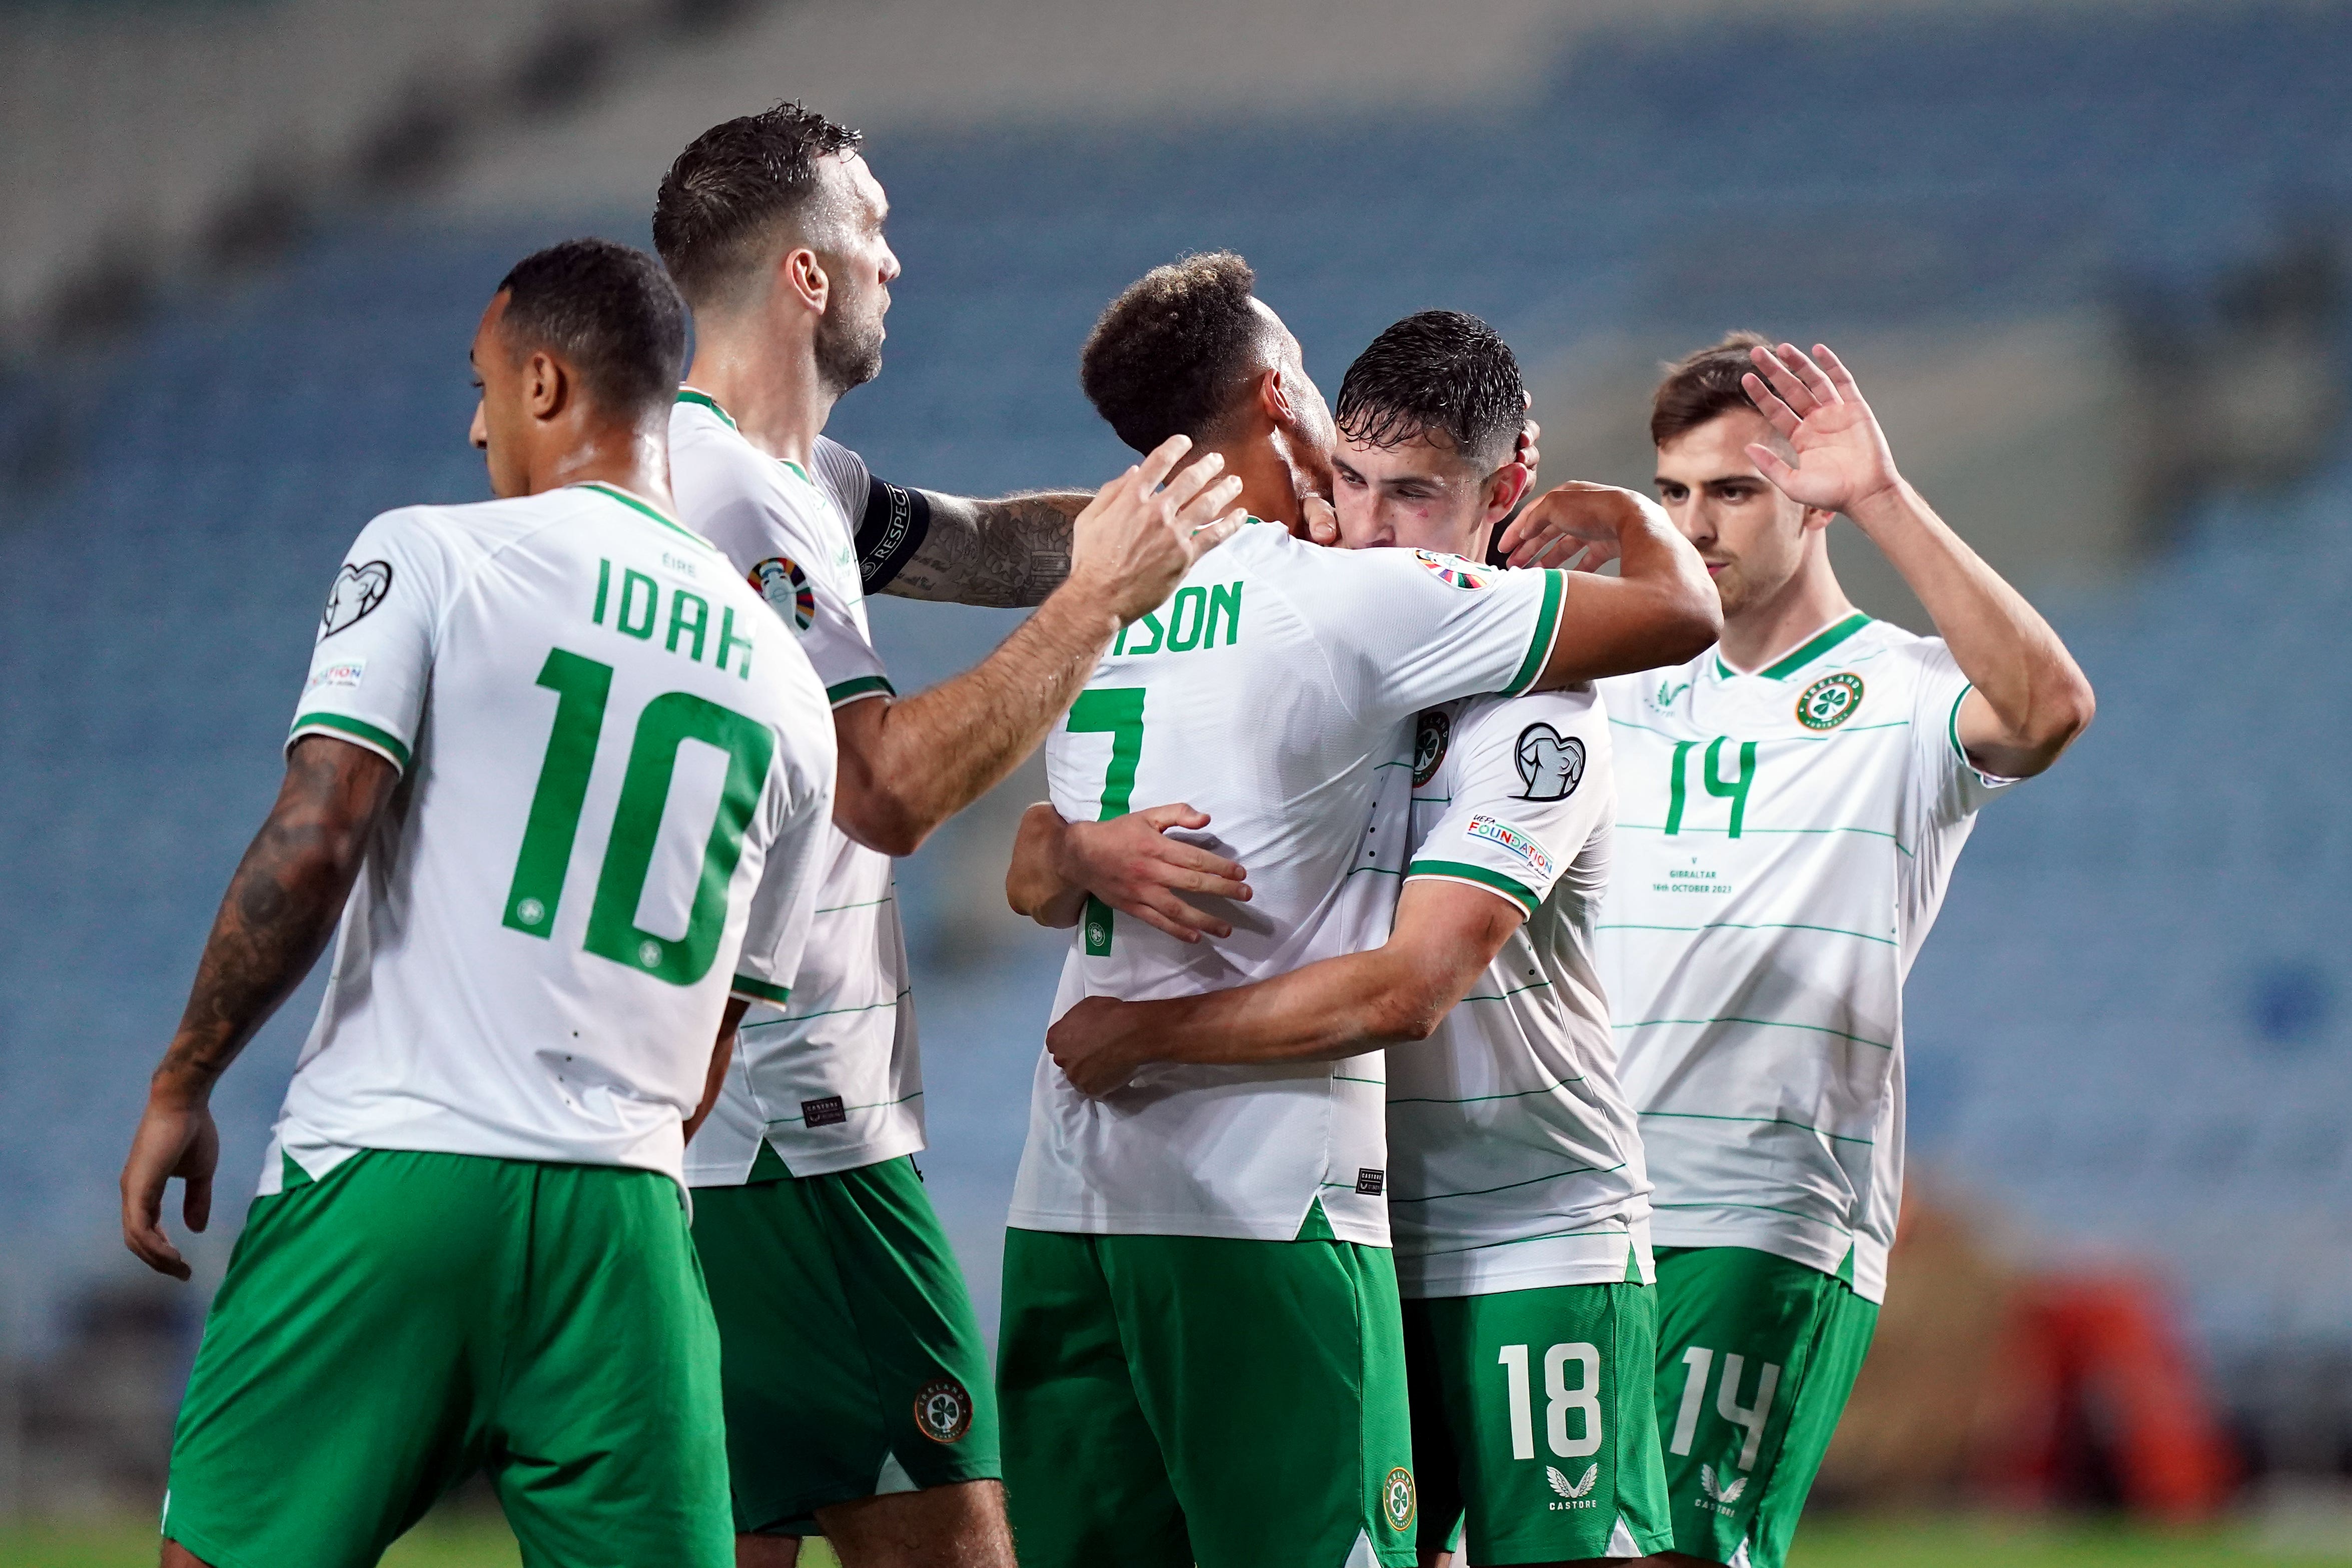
[269,482,837,1195]
[1011,524,1569,1247]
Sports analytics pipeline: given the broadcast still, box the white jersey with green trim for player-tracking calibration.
[1595,613,2014,1302]
[270,482,834,1195]
[1009,525,1569,1246]
[669,393,924,1183]
[1390,688,1652,1298]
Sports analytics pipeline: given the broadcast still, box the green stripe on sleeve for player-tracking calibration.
[289,712,412,771]
[1405,858,1539,917]
[731,975,792,1006]
[825,674,895,707]
[1504,569,1565,696]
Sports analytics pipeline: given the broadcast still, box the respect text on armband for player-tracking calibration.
[590,557,755,679]
[1113,580,1243,658]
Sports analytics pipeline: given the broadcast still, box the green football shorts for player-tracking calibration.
[690,1148,999,1536]
[998,1222,1418,1568]
[1652,1246,1880,1568]
[1404,1282,1673,1565]
[164,1149,729,1568]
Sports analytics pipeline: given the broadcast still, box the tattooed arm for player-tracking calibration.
[121,735,400,1279]
[878,489,1084,609]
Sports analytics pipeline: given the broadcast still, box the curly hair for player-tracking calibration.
[652,101,863,309]
[1334,310,1523,469]
[1650,331,1773,447]
[1079,252,1272,454]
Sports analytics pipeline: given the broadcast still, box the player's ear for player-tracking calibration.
[1481,460,1532,526]
[1800,504,1836,533]
[523,350,565,421]
[1257,366,1291,426]
[786,247,829,313]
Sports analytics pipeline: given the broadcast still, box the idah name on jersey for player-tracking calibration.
[165,479,836,1568]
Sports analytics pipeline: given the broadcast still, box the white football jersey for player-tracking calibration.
[669,393,924,1183]
[1010,524,1570,1246]
[1390,688,1651,1299]
[1596,614,2013,1302]
[269,482,835,1193]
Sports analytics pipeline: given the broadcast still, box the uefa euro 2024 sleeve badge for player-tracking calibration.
[748,556,815,633]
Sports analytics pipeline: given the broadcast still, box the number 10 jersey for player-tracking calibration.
[268,483,836,1196]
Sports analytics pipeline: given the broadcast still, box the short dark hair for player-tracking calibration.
[653,101,864,309]
[1080,251,1270,454]
[494,238,686,422]
[1651,331,1772,447]
[1334,310,1524,469]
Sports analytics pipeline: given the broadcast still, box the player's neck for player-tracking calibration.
[1205,437,1305,532]
[1719,557,1855,674]
[681,321,835,473]
[529,421,674,515]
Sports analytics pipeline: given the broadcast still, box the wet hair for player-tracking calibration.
[1650,330,1773,447]
[1334,310,1523,469]
[1080,251,1272,454]
[493,238,685,422]
[652,100,864,309]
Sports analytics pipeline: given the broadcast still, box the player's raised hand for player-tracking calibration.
[1047,995,1149,1097]
[1494,481,1668,571]
[121,1088,220,1280]
[1063,804,1251,943]
[1739,342,1902,517]
[1067,436,1247,624]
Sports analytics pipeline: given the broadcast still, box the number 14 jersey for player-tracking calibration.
[1595,614,2013,1302]
[269,483,836,1196]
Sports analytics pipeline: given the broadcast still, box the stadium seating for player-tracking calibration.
[2,4,2347,1468]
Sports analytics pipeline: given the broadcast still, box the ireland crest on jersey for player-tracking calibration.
[1796,671,1863,730]
[1412,709,1451,785]
[1383,1466,1416,1530]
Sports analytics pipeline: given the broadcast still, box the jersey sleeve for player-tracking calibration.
[286,508,461,772]
[1906,637,2021,828]
[729,741,836,1008]
[707,470,896,708]
[1407,693,1612,918]
[814,436,934,596]
[1303,549,1566,725]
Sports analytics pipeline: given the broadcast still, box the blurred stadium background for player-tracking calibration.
[3,0,2350,1559]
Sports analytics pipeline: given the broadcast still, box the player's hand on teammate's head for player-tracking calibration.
[1067,436,1248,623]
[120,1092,221,1281]
[1047,995,1147,1097]
[1738,342,1902,518]
[1299,496,1340,548]
[1495,480,1665,571]
[1063,804,1250,943]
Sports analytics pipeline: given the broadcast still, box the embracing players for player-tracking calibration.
[1040,309,1679,1566]
[1000,258,1718,1568]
